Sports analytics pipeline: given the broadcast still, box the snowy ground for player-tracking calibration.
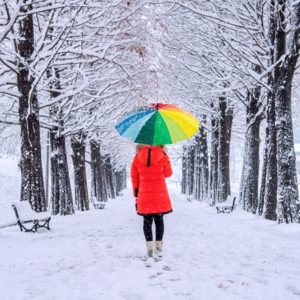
[1,159,300,300]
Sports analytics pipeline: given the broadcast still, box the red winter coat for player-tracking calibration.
[130,146,173,216]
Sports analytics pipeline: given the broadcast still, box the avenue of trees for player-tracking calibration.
[0,0,146,214]
[169,0,300,223]
[0,0,299,224]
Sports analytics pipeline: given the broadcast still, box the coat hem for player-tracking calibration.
[137,209,173,217]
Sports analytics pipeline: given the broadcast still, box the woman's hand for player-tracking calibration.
[134,188,139,197]
[135,199,138,211]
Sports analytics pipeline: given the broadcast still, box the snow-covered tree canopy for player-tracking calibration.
[0,0,299,222]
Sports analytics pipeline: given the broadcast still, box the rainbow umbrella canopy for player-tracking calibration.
[115,103,200,145]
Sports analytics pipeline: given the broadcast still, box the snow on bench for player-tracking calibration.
[11,202,51,232]
[91,197,106,209]
[93,202,106,209]
[216,197,236,214]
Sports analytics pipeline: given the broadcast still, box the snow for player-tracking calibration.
[1,159,300,300]
[11,201,51,221]
[0,157,20,227]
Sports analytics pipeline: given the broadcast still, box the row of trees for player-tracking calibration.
[154,0,300,223]
[0,0,149,214]
[1,1,299,223]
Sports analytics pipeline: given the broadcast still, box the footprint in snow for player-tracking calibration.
[149,272,163,279]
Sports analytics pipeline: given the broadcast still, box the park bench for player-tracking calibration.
[12,202,51,232]
[216,197,236,214]
[91,197,106,209]
[93,202,106,209]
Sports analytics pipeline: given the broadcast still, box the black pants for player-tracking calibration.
[143,215,164,242]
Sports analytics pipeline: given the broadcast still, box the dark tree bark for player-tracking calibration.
[193,135,201,200]
[258,129,268,216]
[122,168,127,192]
[50,130,59,214]
[193,116,209,201]
[181,146,188,194]
[275,76,299,223]
[240,86,264,214]
[103,154,116,199]
[90,141,107,203]
[115,168,127,197]
[264,92,278,221]
[50,128,74,215]
[259,0,300,222]
[261,0,300,222]
[210,110,219,205]
[47,64,73,215]
[187,145,195,196]
[217,97,233,202]
[273,0,300,223]
[259,1,277,220]
[199,116,209,201]
[71,132,89,211]
[115,170,122,197]
[17,4,46,211]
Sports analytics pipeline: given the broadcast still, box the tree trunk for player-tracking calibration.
[47,64,73,215]
[193,135,201,200]
[50,128,74,215]
[193,132,201,201]
[262,0,300,222]
[181,146,188,194]
[104,154,116,199]
[200,118,209,202]
[275,75,299,223]
[272,0,300,223]
[115,168,127,197]
[217,97,233,202]
[71,133,89,211]
[240,88,263,214]
[258,130,268,216]
[90,141,107,203]
[264,93,278,221]
[260,2,277,219]
[187,145,195,196]
[17,4,46,211]
[194,115,209,202]
[115,170,122,197]
[121,168,127,191]
[210,111,219,205]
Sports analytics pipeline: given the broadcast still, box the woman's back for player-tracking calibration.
[131,146,173,215]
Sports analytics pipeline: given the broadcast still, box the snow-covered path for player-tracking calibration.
[1,186,300,300]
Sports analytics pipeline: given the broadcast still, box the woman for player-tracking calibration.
[130,144,173,257]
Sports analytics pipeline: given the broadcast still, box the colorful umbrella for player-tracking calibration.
[115,103,200,145]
